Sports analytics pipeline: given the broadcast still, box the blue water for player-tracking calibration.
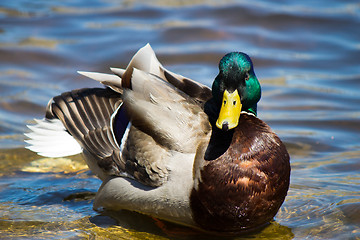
[0,0,359,239]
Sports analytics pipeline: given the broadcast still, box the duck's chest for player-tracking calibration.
[189,118,290,233]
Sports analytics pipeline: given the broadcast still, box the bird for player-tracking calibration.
[25,44,290,235]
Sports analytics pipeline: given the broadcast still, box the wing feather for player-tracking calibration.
[123,68,211,153]
[28,44,213,186]
[48,88,124,178]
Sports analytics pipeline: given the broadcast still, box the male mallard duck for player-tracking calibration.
[25,44,290,234]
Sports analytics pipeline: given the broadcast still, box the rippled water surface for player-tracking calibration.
[0,0,359,239]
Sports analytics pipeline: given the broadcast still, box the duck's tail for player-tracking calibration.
[24,118,82,158]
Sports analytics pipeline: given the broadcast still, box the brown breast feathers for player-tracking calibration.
[190,113,290,234]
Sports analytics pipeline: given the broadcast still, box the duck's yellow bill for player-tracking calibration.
[216,89,242,131]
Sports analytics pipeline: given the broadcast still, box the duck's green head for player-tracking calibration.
[212,52,261,131]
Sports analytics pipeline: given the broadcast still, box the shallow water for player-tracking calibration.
[0,0,359,239]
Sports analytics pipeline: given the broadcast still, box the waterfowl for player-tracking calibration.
[25,44,290,234]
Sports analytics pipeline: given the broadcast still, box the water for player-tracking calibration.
[0,0,359,239]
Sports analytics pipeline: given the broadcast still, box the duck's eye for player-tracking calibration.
[233,100,236,105]
[223,100,227,106]
[245,72,250,81]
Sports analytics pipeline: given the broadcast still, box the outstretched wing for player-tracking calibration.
[80,44,212,104]
[46,88,125,178]
[122,68,211,154]
[26,44,213,187]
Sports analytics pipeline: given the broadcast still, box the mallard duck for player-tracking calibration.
[25,44,290,234]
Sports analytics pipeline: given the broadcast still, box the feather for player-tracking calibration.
[121,43,163,89]
[123,68,210,153]
[77,71,123,93]
[110,67,125,78]
[25,118,82,157]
